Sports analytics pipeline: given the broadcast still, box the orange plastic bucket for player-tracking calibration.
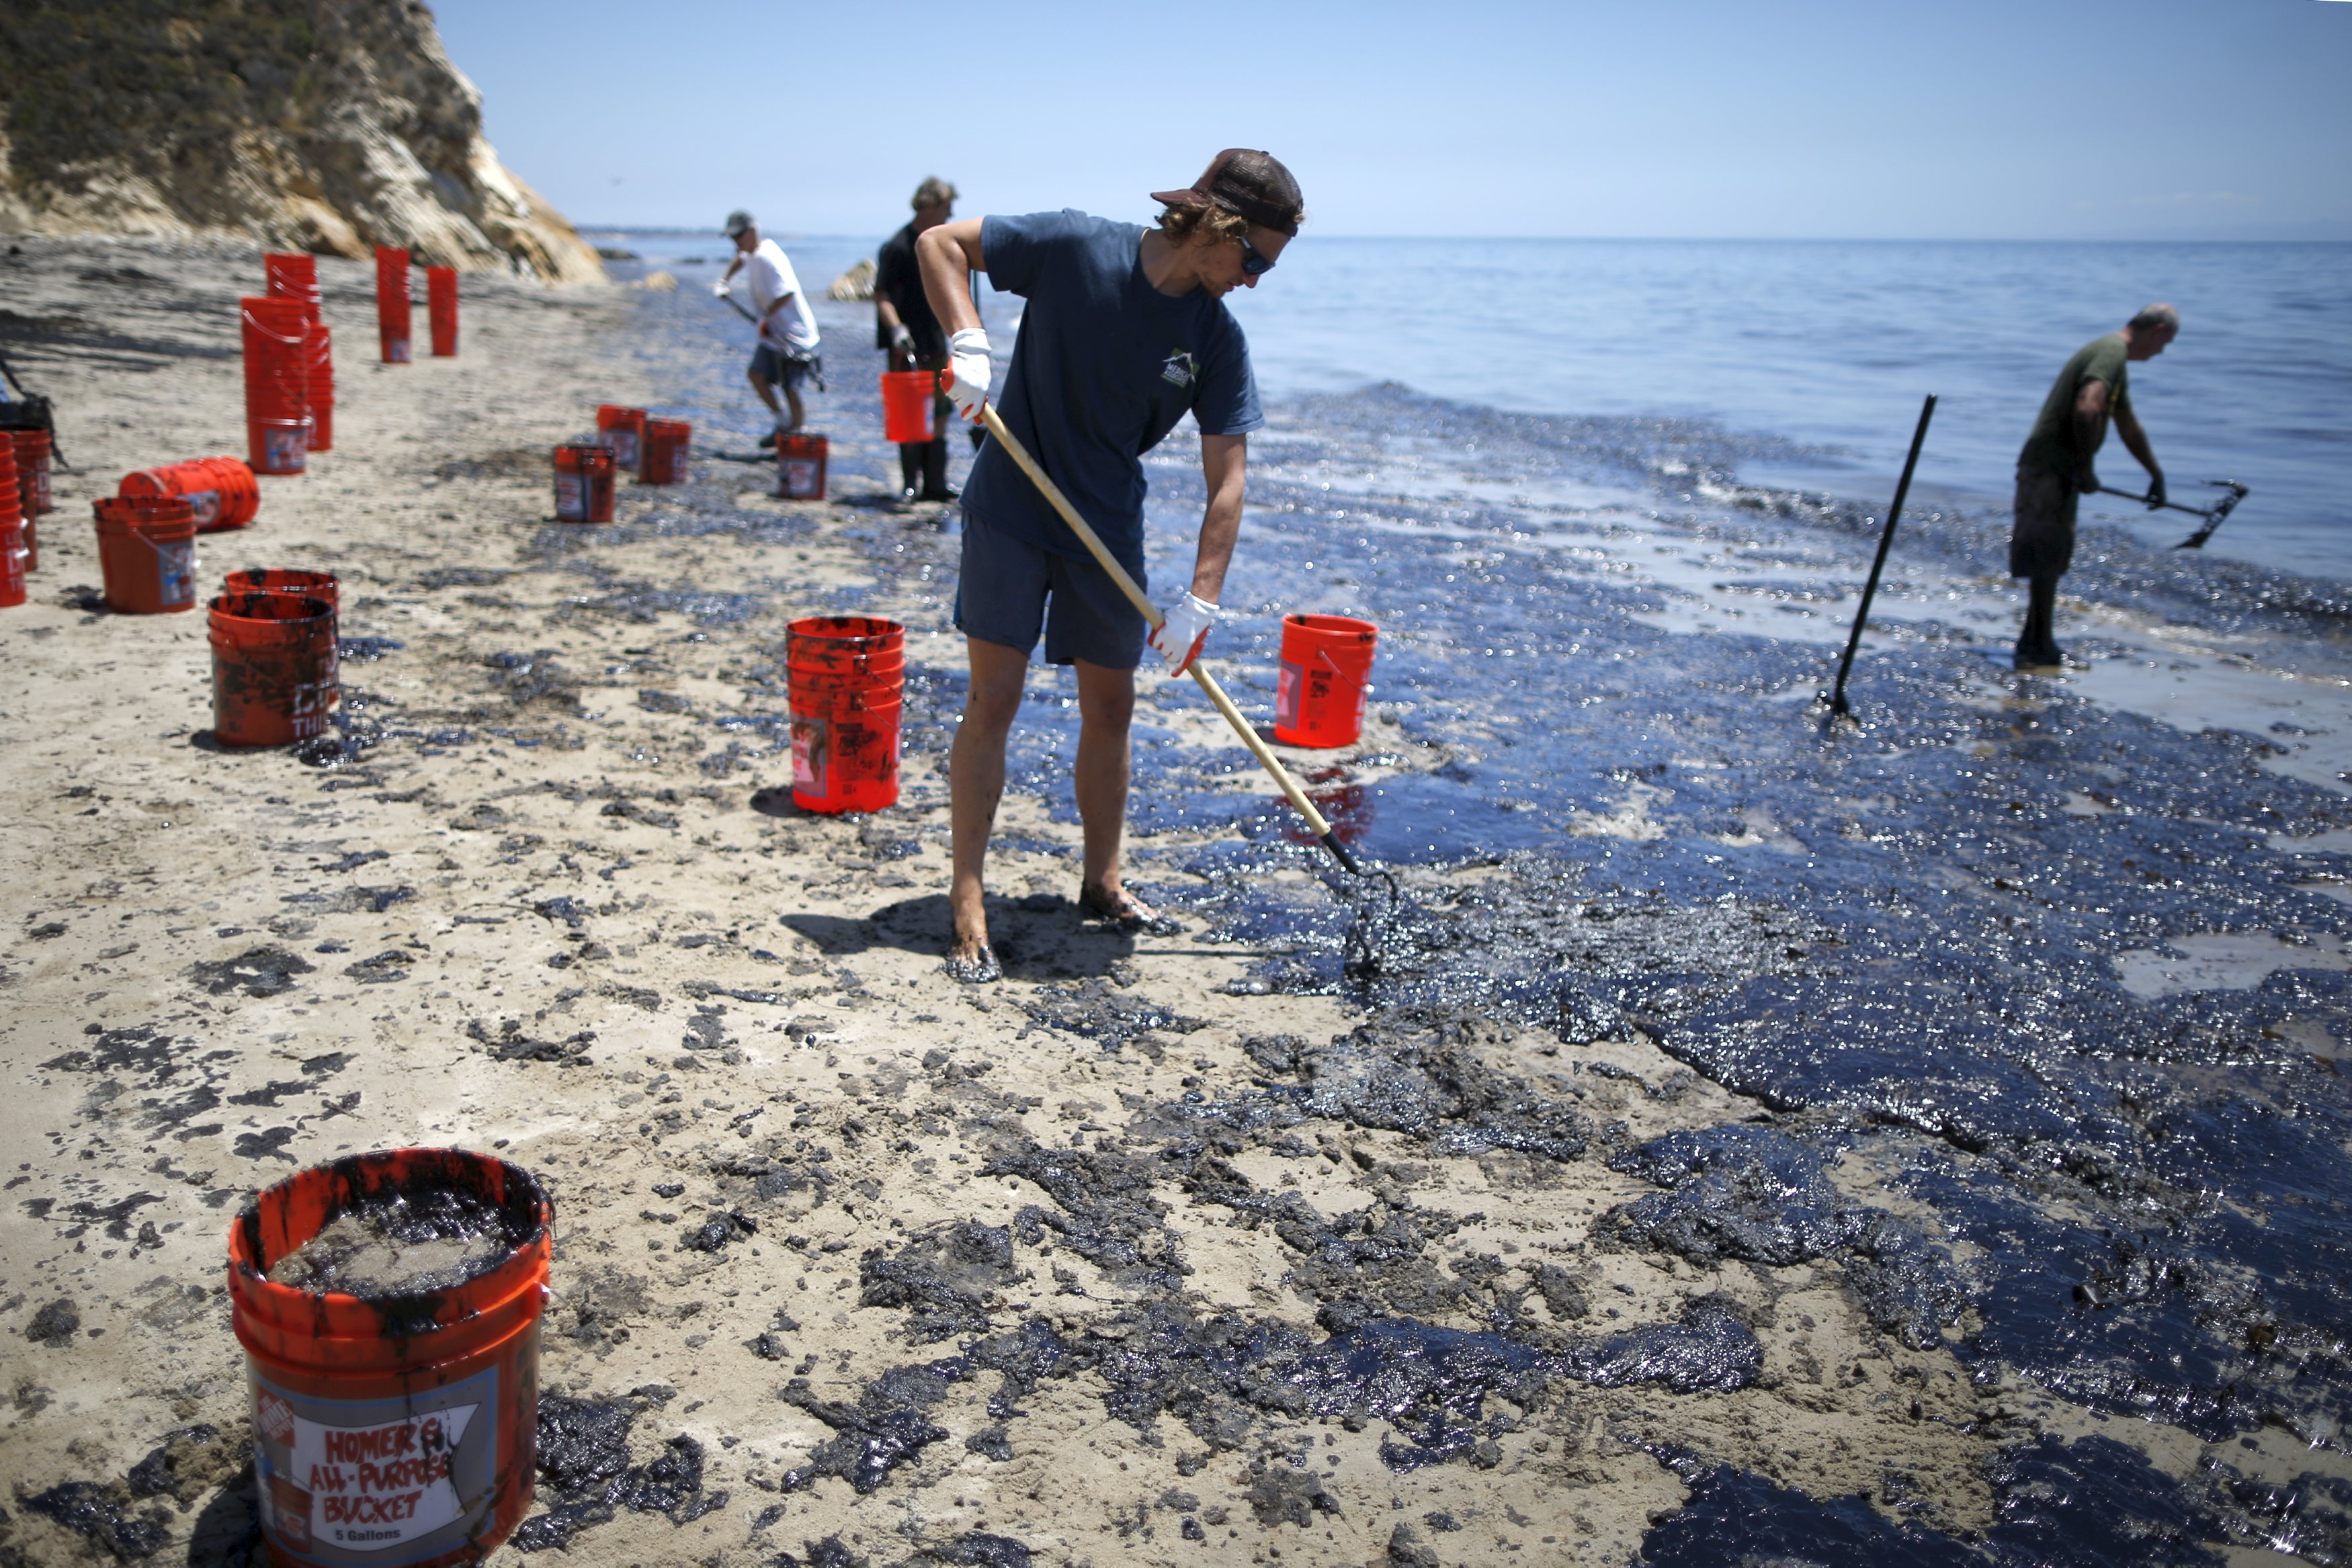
[880,371,937,443]
[426,266,459,356]
[305,322,335,453]
[209,591,337,746]
[224,568,339,611]
[639,418,691,484]
[0,521,25,609]
[0,439,23,575]
[1272,613,1378,748]
[375,247,413,363]
[222,570,339,707]
[778,432,829,500]
[122,457,259,532]
[93,496,198,613]
[787,615,904,678]
[9,430,52,517]
[594,406,644,471]
[552,444,616,522]
[265,251,322,325]
[792,693,902,814]
[249,417,312,476]
[228,1148,551,1567]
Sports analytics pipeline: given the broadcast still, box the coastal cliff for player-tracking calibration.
[0,0,602,284]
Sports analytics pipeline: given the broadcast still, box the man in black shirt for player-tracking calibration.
[875,176,970,503]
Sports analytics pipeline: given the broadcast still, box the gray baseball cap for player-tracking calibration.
[722,210,754,237]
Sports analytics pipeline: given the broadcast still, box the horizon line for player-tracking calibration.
[572,225,2352,245]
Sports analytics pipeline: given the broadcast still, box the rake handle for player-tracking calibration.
[976,402,1339,846]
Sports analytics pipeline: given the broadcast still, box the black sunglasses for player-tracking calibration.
[1237,234,1276,276]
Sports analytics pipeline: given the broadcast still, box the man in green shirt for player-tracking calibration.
[2010,303,2179,668]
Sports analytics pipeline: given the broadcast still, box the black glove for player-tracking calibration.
[2076,467,2099,496]
[2144,472,2166,509]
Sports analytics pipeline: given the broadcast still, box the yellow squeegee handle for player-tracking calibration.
[976,402,1361,869]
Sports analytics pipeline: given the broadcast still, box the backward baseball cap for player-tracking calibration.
[722,210,755,237]
[1150,150,1303,237]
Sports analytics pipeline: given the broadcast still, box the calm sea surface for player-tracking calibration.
[608,232,2352,582]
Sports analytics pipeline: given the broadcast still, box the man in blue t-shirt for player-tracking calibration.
[916,149,1304,982]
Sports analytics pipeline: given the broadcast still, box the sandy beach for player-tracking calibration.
[3,234,2343,1568]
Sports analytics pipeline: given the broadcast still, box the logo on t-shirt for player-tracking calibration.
[1160,349,1197,390]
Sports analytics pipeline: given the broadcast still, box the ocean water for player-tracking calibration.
[602,231,2352,582]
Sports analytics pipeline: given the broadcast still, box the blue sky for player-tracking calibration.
[436,0,2352,240]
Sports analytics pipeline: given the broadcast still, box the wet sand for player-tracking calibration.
[0,236,2341,1566]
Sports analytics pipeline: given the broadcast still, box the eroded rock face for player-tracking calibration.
[0,0,603,283]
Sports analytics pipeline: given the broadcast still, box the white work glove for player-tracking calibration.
[1150,592,1217,675]
[712,278,732,300]
[946,328,991,421]
[889,324,915,357]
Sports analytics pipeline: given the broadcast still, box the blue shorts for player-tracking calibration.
[954,509,1148,669]
[751,343,819,392]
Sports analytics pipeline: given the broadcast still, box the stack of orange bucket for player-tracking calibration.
[241,296,312,475]
[375,246,412,363]
[639,418,691,484]
[92,495,198,614]
[7,430,51,572]
[427,266,459,357]
[0,439,26,608]
[264,253,333,453]
[121,457,260,533]
[595,406,645,472]
[787,616,903,812]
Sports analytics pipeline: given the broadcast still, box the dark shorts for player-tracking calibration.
[751,344,819,392]
[954,509,1148,669]
[2010,470,2078,580]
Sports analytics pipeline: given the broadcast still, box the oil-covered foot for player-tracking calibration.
[1079,883,1181,937]
[941,941,1003,984]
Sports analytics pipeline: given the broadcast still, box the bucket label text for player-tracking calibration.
[251,1366,496,1560]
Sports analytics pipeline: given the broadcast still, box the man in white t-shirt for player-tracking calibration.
[716,210,823,440]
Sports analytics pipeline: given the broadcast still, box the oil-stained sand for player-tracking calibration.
[2,236,2349,1566]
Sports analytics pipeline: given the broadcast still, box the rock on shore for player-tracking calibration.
[0,0,602,284]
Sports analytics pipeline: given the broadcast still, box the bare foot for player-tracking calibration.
[1078,883,1181,937]
[943,929,1002,984]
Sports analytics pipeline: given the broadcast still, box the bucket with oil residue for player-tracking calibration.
[638,418,691,484]
[93,495,198,613]
[792,685,901,814]
[208,591,337,746]
[552,444,616,522]
[1272,613,1378,748]
[224,567,339,613]
[229,1147,552,1567]
[786,615,903,681]
[222,568,340,707]
[122,455,260,533]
